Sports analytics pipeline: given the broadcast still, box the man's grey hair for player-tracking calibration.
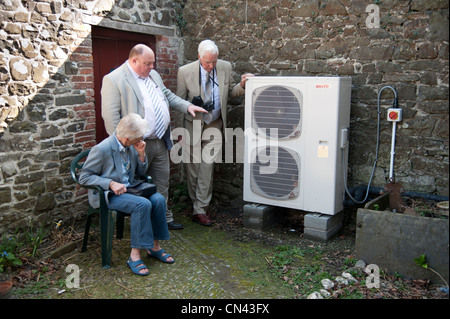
[198,39,219,58]
[116,113,149,140]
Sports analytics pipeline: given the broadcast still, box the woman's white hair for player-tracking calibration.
[198,39,219,58]
[116,113,149,140]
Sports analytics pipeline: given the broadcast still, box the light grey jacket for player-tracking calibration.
[101,63,191,150]
[79,133,148,209]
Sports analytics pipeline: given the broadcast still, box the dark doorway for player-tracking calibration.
[92,26,156,143]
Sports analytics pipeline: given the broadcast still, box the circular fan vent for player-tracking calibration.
[252,85,302,139]
[250,146,300,199]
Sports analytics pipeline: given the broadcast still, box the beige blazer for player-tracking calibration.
[176,59,245,139]
[101,62,191,150]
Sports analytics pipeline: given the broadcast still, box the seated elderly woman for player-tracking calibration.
[79,113,174,276]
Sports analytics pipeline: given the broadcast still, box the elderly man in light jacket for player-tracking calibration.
[79,113,174,276]
[176,39,253,226]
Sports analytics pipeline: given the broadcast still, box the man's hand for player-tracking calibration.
[240,73,255,88]
[187,104,208,117]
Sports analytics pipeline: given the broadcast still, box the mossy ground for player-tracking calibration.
[4,201,448,301]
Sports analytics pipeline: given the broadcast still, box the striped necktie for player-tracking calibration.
[203,71,213,124]
[204,71,212,104]
[143,76,165,139]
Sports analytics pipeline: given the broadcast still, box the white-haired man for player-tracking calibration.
[176,39,254,226]
[79,113,174,276]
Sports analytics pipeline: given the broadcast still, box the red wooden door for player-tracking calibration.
[92,26,156,143]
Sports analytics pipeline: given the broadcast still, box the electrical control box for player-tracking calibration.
[387,108,402,122]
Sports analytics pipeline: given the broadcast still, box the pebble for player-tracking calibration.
[335,276,348,285]
[320,289,331,297]
[307,292,323,299]
[308,272,359,299]
[321,278,334,290]
[354,259,366,269]
[342,272,358,283]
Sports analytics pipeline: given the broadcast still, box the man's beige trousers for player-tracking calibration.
[184,117,223,215]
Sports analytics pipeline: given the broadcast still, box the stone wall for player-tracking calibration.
[0,0,448,235]
[179,0,449,203]
[0,0,184,234]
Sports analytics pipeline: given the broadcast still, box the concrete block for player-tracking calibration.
[243,203,282,230]
[356,208,449,285]
[303,212,343,242]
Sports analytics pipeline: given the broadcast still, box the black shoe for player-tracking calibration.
[168,221,184,230]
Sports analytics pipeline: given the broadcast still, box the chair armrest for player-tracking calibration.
[81,184,105,193]
[81,184,109,210]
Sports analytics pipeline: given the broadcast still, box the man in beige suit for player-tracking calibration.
[176,39,253,226]
[101,44,206,230]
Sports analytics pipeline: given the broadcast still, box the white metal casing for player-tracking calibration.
[243,76,352,215]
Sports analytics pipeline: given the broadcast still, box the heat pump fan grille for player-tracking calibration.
[252,85,302,139]
[251,146,300,199]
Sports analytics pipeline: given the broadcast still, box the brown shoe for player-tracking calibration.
[192,214,212,226]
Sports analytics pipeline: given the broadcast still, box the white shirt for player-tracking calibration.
[127,61,170,139]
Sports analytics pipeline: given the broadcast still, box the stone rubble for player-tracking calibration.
[307,259,366,299]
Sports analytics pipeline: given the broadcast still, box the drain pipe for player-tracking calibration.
[344,185,449,207]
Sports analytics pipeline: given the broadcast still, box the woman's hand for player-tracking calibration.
[133,140,146,154]
[134,140,146,161]
[110,180,127,196]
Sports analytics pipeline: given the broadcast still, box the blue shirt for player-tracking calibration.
[114,135,131,187]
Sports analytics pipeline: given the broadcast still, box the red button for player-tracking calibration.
[389,111,398,120]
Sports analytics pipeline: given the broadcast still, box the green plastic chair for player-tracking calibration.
[70,149,151,269]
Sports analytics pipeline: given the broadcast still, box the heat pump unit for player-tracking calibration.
[243,76,352,215]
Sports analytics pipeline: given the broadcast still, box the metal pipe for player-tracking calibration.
[377,85,398,182]
[389,121,397,182]
[343,86,399,204]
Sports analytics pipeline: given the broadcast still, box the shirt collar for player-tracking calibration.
[114,134,128,153]
[199,61,216,77]
[126,60,142,80]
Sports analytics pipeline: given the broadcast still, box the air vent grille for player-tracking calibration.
[252,85,302,139]
[250,146,300,199]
